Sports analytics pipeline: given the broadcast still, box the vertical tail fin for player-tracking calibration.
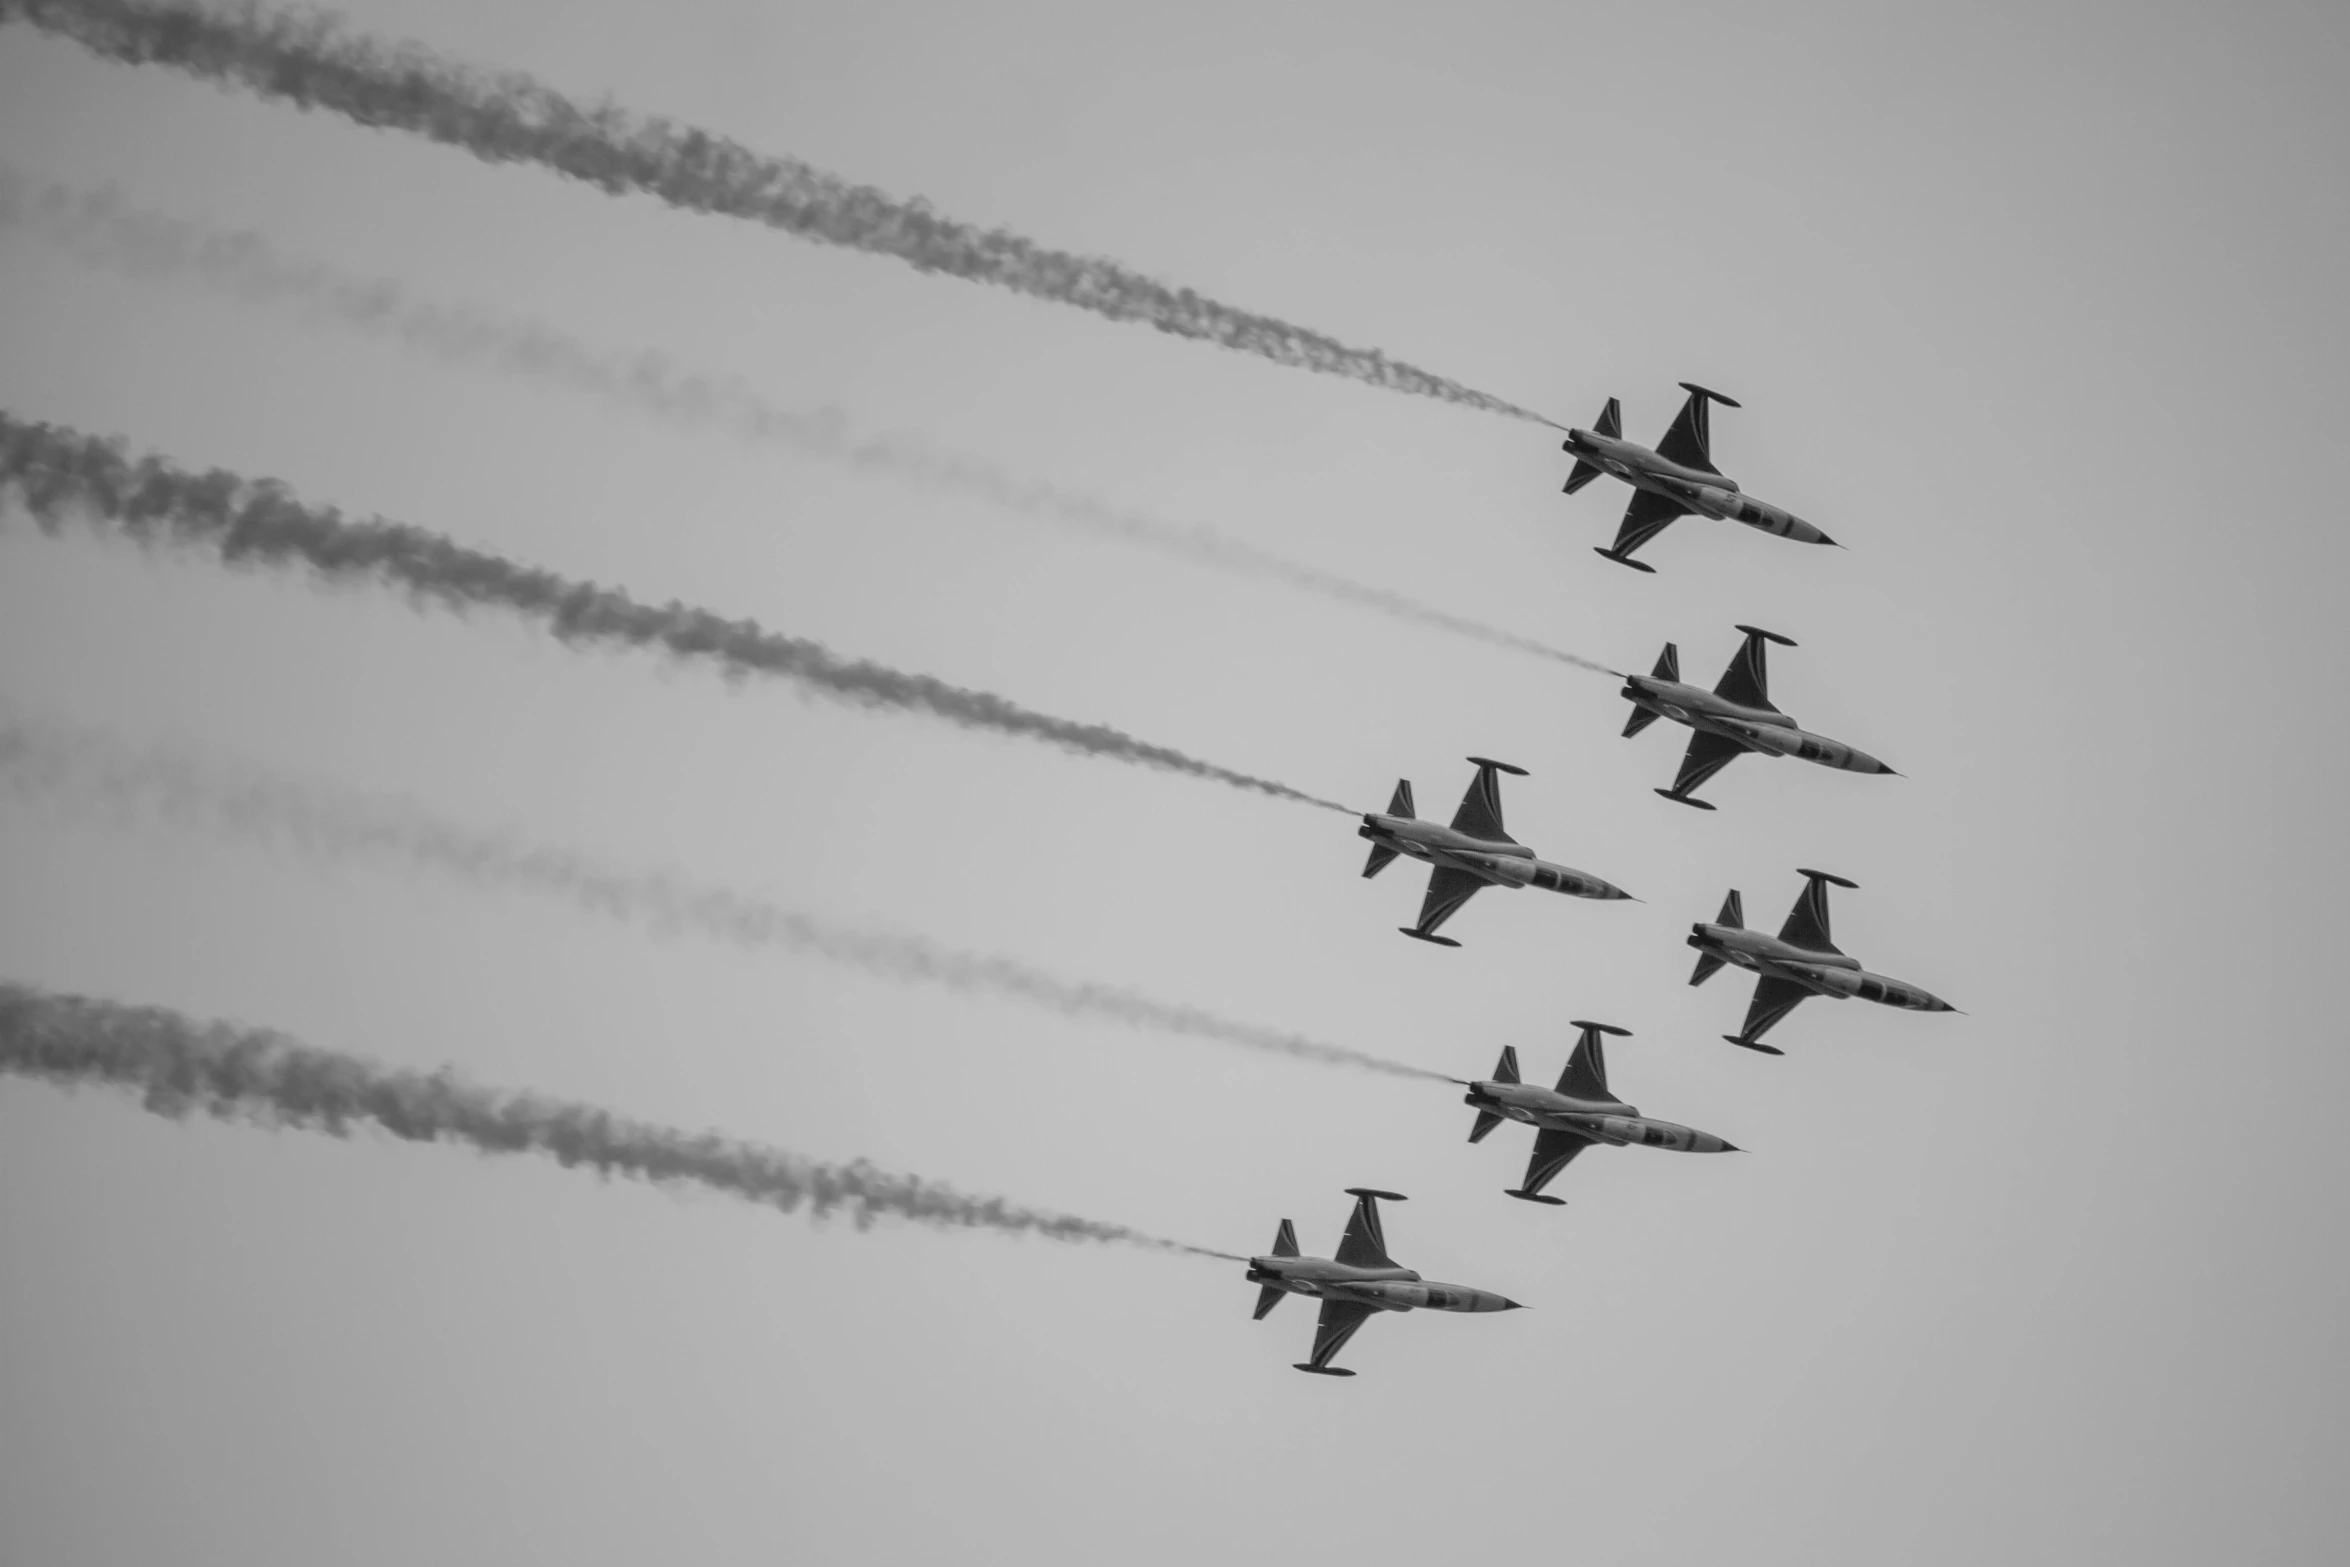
[1717,889,1743,928]
[1561,396,1621,493]
[1622,645,1673,739]
[1270,1218,1299,1257]
[1492,1045,1521,1084]
[1386,779,1415,817]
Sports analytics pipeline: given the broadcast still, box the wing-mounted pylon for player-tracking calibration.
[1561,395,1621,494]
[1714,624,1796,714]
[1333,1188,1406,1269]
[1779,868,1857,954]
[1449,757,1527,843]
[1557,1020,1628,1099]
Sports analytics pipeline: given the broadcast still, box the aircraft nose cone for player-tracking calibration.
[1720,1142,1742,1152]
[1501,1299,1526,1311]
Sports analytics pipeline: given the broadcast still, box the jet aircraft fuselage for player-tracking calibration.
[1687,920,1946,1011]
[1357,811,1625,900]
[1561,425,1829,546]
[1461,1076,1734,1154]
[1243,1252,1518,1317]
[1622,670,1888,775]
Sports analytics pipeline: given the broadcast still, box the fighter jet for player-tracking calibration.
[1560,383,1835,572]
[1690,869,1956,1054]
[1621,625,1896,810]
[1245,1188,1523,1377]
[1457,1021,1739,1204]
[1358,757,1632,946]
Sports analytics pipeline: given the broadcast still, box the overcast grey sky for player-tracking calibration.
[3,1,2347,1563]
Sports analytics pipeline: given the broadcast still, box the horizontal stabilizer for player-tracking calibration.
[1566,1020,1632,1038]
[1732,624,1797,648]
[1362,843,1401,879]
[1491,1045,1521,1085]
[1655,789,1718,811]
[1651,642,1680,682]
[1468,1109,1503,1144]
[1292,1364,1357,1377]
[1270,1218,1299,1258]
[1718,890,1744,928]
[1562,460,1604,495]
[1399,928,1461,948]
[1386,779,1415,818]
[1795,868,1860,890]
[1595,395,1623,438]
[1343,1188,1410,1202]
[1690,952,1727,987]
[1504,1190,1568,1206]
[1253,1284,1286,1321]
[1678,381,1743,409]
[1464,756,1530,777]
[1622,706,1660,739]
[1593,547,1658,574]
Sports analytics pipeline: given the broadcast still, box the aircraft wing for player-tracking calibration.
[1735,975,1813,1047]
[1555,1025,1612,1099]
[1654,386,1724,474]
[1519,1127,1595,1197]
[1605,488,1687,563]
[1447,762,1518,844]
[1333,1190,1398,1269]
[1409,865,1487,941]
[1777,875,1843,954]
[1667,730,1748,801]
[1712,629,1782,713]
[1303,1299,1378,1372]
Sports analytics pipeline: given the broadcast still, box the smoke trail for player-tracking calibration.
[0,713,1446,1083]
[0,166,1606,674]
[2,1,1554,426]
[0,412,1351,811]
[0,980,1241,1256]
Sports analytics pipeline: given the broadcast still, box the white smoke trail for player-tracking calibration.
[0,712,1446,1082]
[0,164,1606,673]
[1,0,1555,424]
[0,979,1243,1256]
[0,412,1353,812]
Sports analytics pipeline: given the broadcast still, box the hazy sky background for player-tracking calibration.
[3,1,2346,1562]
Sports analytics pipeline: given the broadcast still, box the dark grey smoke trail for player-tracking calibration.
[0,166,1605,674]
[0,713,1444,1083]
[0,412,1350,812]
[2,0,1554,426]
[0,980,1241,1257]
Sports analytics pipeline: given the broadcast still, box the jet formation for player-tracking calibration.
[1257,383,1958,1374]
